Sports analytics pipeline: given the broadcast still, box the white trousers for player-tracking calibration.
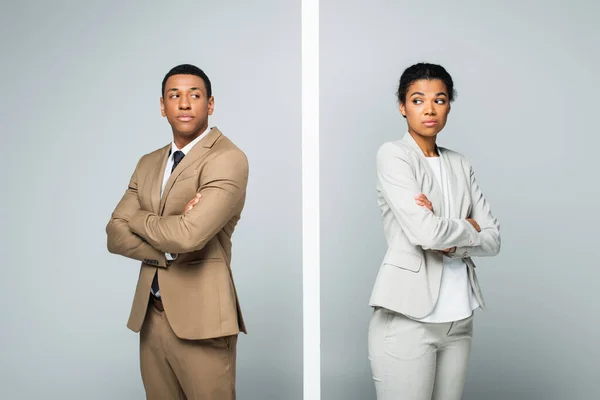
[368,307,474,400]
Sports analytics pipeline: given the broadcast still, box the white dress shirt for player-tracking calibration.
[413,155,479,323]
[161,126,211,196]
[151,126,212,297]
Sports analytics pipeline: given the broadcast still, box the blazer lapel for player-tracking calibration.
[400,132,445,216]
[149,144,170,214]
[159,127,223,213]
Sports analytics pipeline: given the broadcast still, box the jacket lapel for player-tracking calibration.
[159,127,223,213]
[400,132,445,216]
[149,144,170,214]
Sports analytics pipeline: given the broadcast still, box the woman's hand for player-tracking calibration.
[415,193,457,255]
[414,193,433,212]
[466,218,481,232]
[441,246,456,255]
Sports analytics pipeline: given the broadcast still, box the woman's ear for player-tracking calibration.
[399,103,407,118]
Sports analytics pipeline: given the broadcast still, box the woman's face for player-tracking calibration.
[400,79,451,138]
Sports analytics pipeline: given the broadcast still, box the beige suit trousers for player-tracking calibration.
[140,302,238,400]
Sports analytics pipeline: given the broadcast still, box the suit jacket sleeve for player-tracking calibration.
[128,150,248,254]
[106,158,168,267]
[377,143,481,250]
[450,162,501,258]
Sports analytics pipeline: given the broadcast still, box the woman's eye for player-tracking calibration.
[436,99,446,104]
[413,99,422,104]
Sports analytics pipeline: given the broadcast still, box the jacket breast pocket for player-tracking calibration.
[175,169,199,184]
[383,249,423,273]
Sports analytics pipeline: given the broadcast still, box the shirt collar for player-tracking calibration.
[170,126,212,157]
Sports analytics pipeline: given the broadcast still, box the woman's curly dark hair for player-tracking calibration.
[396,62,457,105]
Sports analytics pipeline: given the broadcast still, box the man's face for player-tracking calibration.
[160,74,214,142]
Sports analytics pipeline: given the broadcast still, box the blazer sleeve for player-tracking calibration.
[377,142,481,250]
[128,150,249,254]
[450,161,501,258]
[106,158,168,267]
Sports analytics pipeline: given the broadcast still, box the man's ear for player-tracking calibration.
[207,96,215,115]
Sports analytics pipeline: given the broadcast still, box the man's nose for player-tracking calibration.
[178,98,191,109]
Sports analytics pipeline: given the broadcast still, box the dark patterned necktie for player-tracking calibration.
[151,150,185,297]
[171,150,185,172]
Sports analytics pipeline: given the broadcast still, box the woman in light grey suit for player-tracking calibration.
[368,63,501,400]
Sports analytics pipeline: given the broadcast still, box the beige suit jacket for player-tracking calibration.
[369,132,501,319]
[106,127,248,340]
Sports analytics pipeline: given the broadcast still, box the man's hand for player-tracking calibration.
[414,193,433,212]
[466,218,481,232]
[183,193,202,213]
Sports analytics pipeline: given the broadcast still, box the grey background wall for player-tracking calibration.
[0,1,302,399]
[3,1,600,399]
[320,1,600,399]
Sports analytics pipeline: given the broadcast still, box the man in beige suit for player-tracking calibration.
[106,64,248,399]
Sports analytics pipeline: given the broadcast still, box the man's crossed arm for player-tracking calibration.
[106,150,248,264]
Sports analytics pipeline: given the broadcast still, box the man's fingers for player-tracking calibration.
[183,193,202,213]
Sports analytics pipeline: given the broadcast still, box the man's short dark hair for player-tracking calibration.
[161,64,212,98]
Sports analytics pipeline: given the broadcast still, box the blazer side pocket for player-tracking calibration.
[187,258,223,265]
[383,250,423,273]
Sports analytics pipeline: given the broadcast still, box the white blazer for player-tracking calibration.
[369,132,501,319]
